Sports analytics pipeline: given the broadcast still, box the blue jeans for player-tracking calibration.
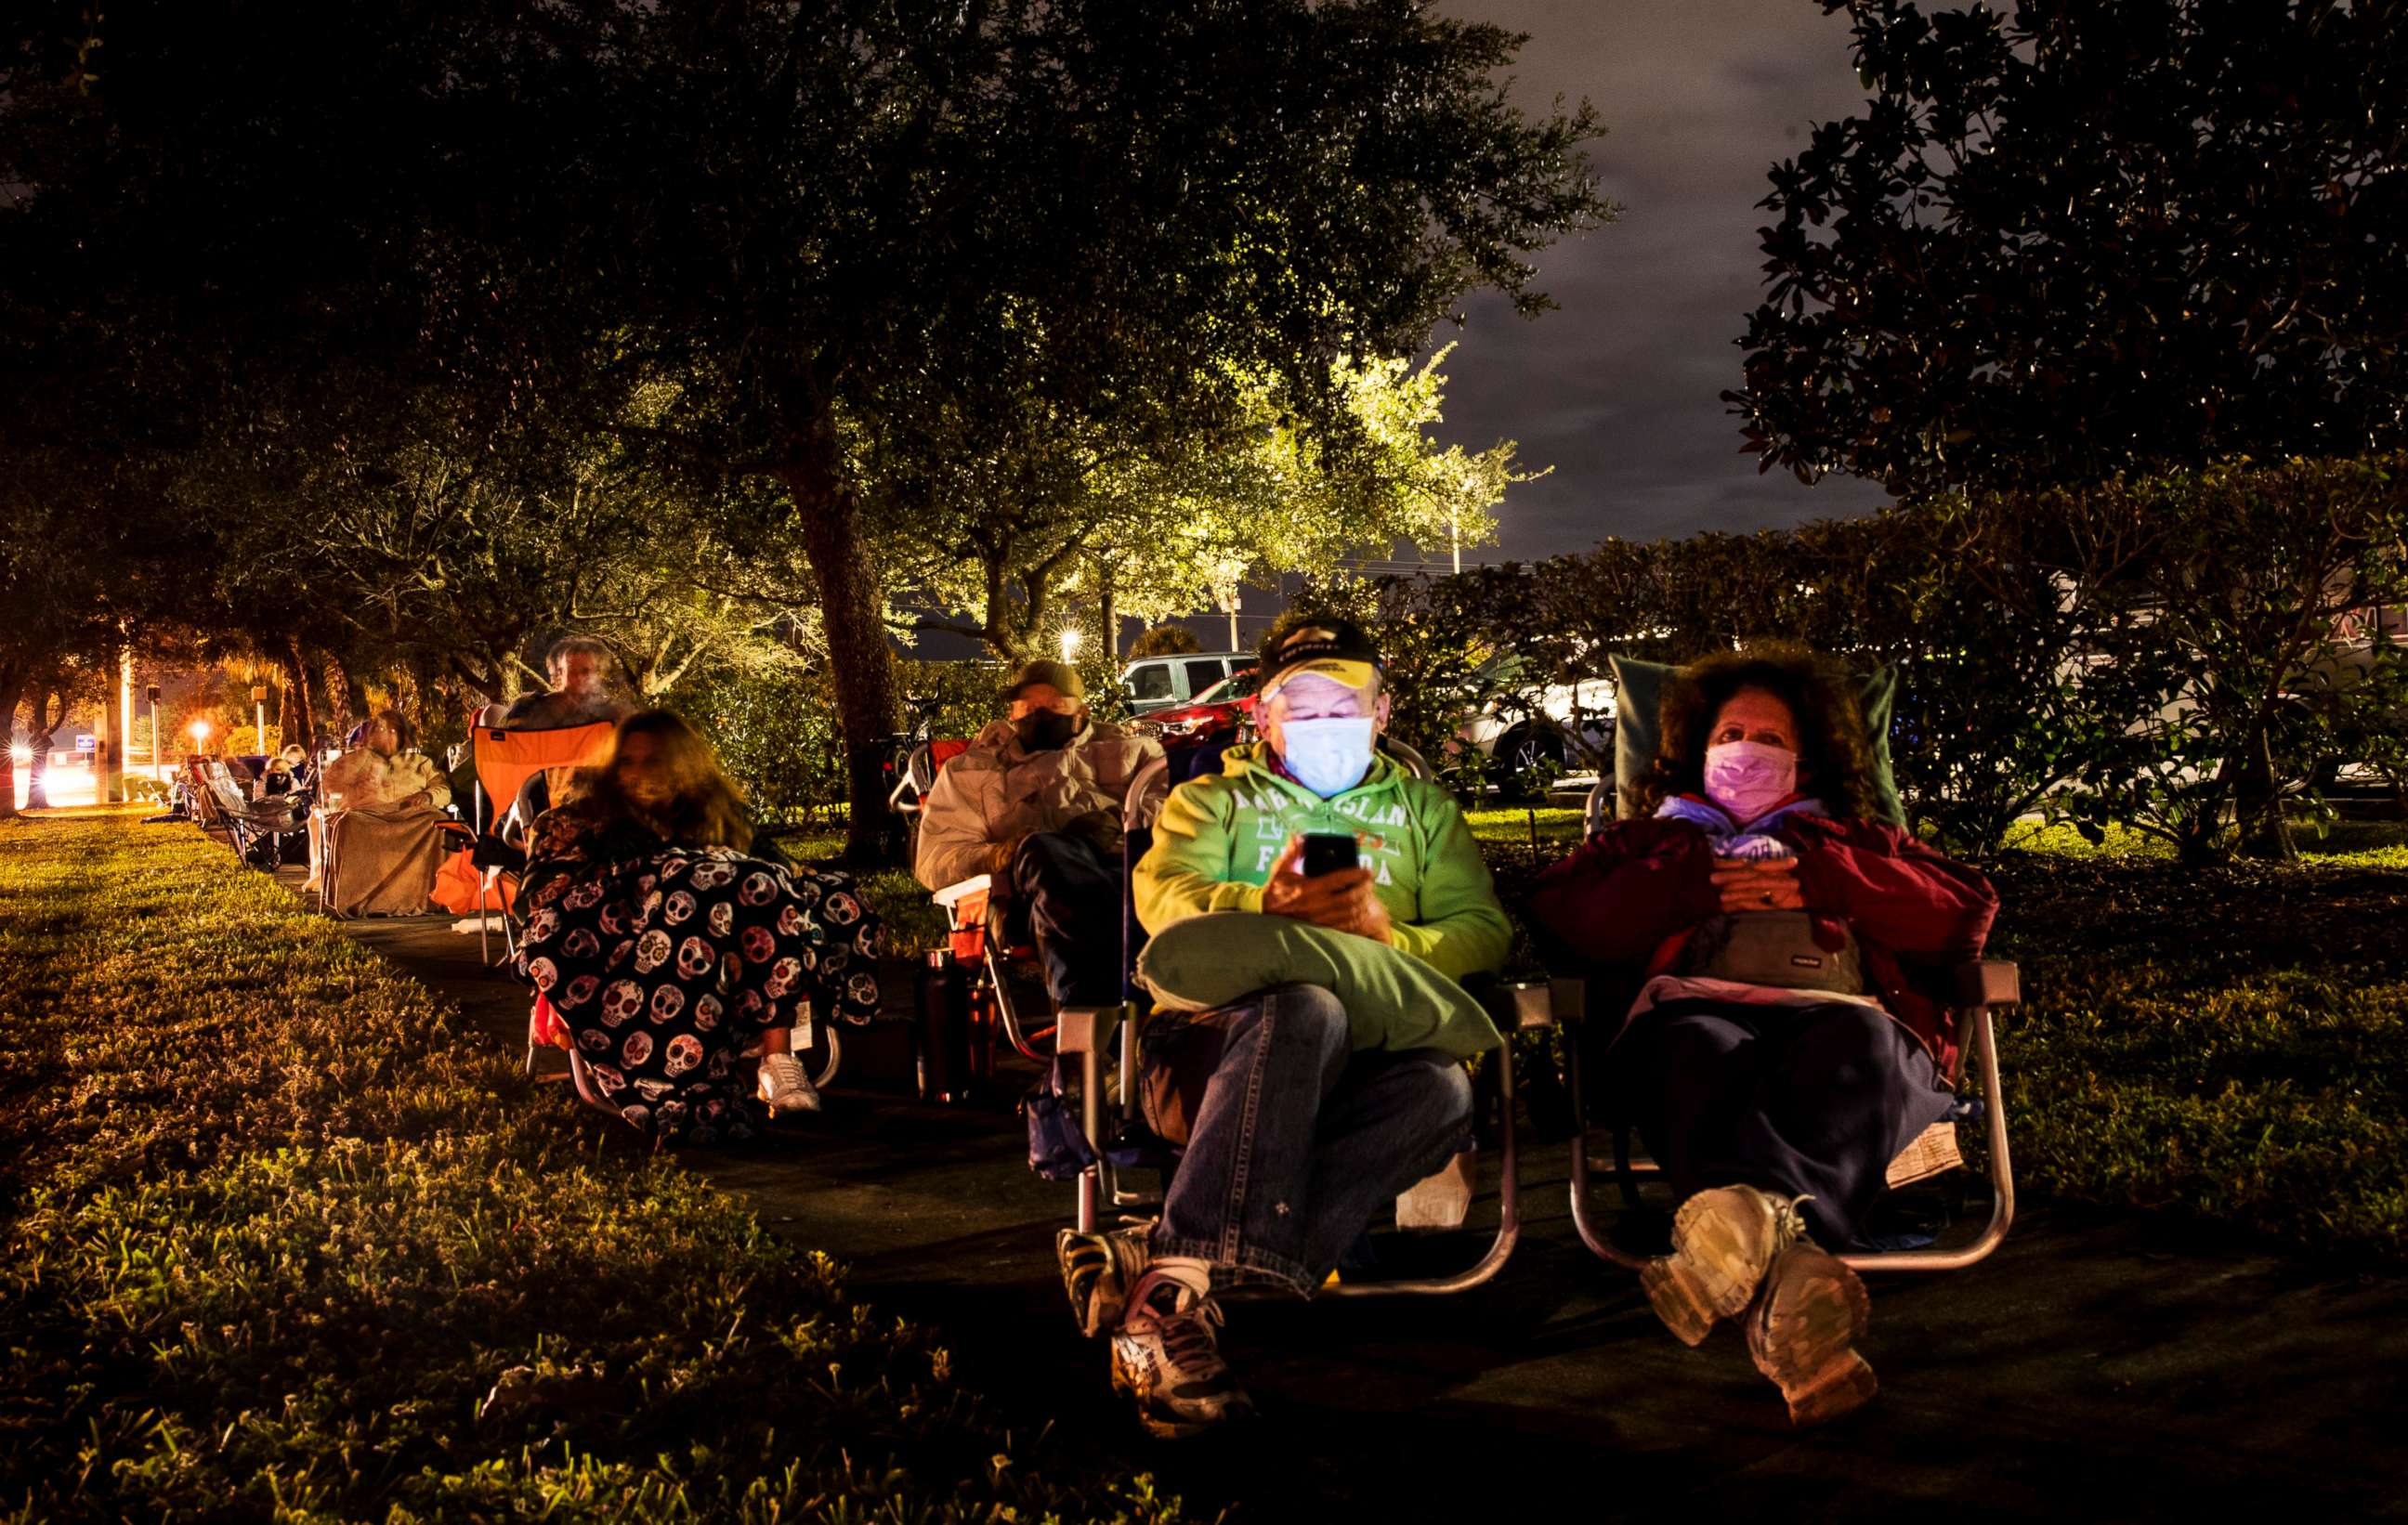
[1005,831,1123,1007]
[1148,983,1474,1297]
[1617,997,1956,1249]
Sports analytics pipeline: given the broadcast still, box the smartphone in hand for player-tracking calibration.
[1300,832,1360,878]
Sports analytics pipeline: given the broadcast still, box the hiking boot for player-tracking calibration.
[1747,1242,1878,1426]
[1056,1221,1153,1338]
[757,1052,822,1114]
[1640,1185,1811,1347]
[1108,1272,1253,1439]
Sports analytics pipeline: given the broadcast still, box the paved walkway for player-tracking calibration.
[306,883,2408,1524]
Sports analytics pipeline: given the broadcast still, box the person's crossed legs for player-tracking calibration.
[1006,830,1124,1007]
[1102,982,1472,1437]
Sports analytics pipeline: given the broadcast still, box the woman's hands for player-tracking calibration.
[1262,834,1393,944]
[1709,855,1804,913]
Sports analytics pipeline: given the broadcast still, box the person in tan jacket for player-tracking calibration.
[912,658,1162,1005]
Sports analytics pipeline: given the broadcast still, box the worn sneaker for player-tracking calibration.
[1640,1185,1811,1347]
[1056,1222,1153,1338]
[1108,1272,1253,1438]
[757,1052,822,1114]
[1747,1242,1878,1426]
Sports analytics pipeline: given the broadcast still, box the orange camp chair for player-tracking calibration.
[455,721,618,966]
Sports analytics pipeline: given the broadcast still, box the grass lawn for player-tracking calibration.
[0,810,1192,1523]
[1984,836,2408,1263]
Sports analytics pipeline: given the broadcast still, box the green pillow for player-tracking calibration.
[1135,912,1502,1060]
[1608,654,1903,827]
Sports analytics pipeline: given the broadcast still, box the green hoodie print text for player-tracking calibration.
[1132,742,1512,985]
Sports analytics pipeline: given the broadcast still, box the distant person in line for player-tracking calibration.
[318,710,450,814]
[912,658,1162,1008]
[483,636,633,732]
[307,710,453,910]
[265,742,311,797]
[517,710,879,1131]
[1062,616,1510,1438]
[1526,645,1997,1427]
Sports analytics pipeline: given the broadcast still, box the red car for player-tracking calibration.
[1132,668,1263,742]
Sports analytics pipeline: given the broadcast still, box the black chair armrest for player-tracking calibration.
[1946,959,2021,1009]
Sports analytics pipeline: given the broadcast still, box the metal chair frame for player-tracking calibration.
[1057,980,1552,1299]
[1041,733,1544,1297]
[1561,776,2020,1274]
[190,760,304,869]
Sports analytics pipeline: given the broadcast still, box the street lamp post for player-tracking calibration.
[147,684,163,783]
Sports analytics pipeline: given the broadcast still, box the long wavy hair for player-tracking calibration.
[570,710,753,853]
[1633,644,1884,822]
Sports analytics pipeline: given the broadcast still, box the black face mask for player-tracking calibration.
[1015,710,1080,751]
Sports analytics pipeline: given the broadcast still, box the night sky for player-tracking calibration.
[1421,0,1891,562]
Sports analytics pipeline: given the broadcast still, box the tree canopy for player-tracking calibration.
[2,0,1608,854]
[1728,0,2408,495]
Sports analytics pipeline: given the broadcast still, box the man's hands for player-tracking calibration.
[1710,855,1804,913]
[1261,834,1392,944]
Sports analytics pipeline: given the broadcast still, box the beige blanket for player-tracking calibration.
[313,804,447,916]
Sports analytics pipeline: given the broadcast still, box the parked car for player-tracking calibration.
[1449,658,1616,800]
[1119,651,1257,715]
[1129,668,1264,742]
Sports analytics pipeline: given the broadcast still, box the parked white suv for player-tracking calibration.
[1450,658,1616,799]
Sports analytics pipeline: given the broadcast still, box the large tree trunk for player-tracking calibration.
[24,685,58,810]
[281,637,318,752]
[0,673,21,820]
[783,438,898,866]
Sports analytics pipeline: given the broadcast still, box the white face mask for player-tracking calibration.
[1703,739,1798,823]
[1277,716,1377,798]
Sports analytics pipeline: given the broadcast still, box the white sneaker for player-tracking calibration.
[1640,1184,1811,1346]
[757,1052,822,1114]
[1108,1272,1252,1438]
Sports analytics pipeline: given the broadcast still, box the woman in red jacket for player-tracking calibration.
[1528,645,1996,1427]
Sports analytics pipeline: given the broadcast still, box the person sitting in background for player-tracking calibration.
[1067,615,1510,1438]
[912,658,1162,1008]
[1525,645,1996,1427]
[271,742,312,793]
[516,710,878,1130]
[318,710,449,814]
[306,710,452,910]
[485,635,632,731]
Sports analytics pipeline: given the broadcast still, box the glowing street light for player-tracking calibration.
[1058,628,1083,662]
[190,719,212,751]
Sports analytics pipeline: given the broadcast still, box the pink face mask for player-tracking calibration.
[1703,740,1798,823]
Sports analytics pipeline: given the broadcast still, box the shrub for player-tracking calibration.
[672,660,848,828]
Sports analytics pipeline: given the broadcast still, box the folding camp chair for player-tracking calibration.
[190,758,307,868]
[887,737,972,854]
[461,721,618,966]
[1556,773,2020,1274]
[1049,735,1552,1297]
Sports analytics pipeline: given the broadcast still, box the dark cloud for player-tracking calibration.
[1425,0,1891,559]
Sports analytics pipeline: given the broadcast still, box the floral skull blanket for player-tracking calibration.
[516,844,881,1142]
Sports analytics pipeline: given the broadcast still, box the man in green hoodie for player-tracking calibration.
[1067,615,1510,1438]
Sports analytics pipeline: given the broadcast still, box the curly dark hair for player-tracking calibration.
[1633,644,1884,822]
